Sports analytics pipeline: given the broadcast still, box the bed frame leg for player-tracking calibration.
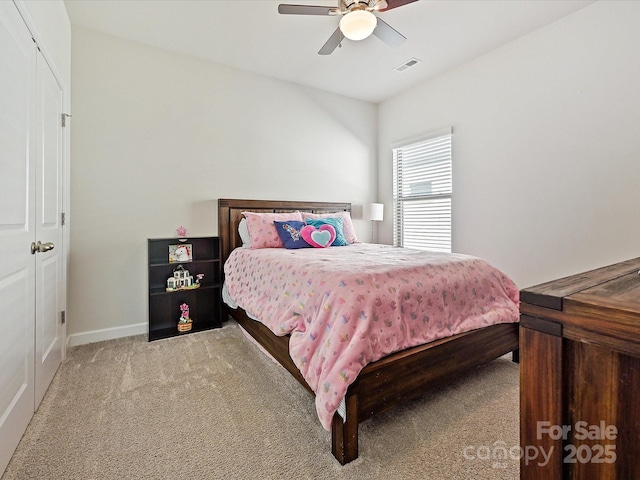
[331,395,358,465]
[512,348,520,364]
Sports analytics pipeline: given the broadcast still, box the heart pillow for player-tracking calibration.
[300,224,336,248]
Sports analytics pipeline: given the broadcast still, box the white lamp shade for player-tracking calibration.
[363,203,384,222]
[339,10,377,41]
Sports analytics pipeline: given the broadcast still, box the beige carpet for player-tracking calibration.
[2,321,519,480]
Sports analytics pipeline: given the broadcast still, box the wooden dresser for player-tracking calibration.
[520,258,640,480]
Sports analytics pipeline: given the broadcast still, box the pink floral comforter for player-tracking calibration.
[224,243,519,430]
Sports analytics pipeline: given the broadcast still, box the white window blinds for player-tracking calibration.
[393,129,452,253]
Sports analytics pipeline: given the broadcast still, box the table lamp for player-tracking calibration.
[362,203,384,243]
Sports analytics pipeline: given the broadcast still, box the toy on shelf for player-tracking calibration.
[166,265,202,292]
[177,302,192,332]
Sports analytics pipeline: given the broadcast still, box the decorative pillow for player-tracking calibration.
[273,221,312,249]
[301,224,336,248]
[305,218,348,246]
[242,211,303,249]
[238,218,250,247]
[301,211,358,244]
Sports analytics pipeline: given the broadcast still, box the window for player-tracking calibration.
[392,128,452,253]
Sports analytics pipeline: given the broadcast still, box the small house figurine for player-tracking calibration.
[166,265,201,292]
[177,302,192,332]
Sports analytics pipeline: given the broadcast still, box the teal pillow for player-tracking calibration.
[305,218,348,246]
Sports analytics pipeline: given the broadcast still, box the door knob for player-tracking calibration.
[31,241,55,254]
[39,241,55,252]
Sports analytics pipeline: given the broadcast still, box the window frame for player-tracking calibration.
[392,127,453,253]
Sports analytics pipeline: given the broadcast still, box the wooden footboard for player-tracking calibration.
[228,302,518,464]
[331,322,519,464]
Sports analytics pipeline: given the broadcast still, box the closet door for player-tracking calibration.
[34,49,64,408]
[0,1,36,472]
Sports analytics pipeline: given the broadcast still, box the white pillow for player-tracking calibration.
[238,218,250,247]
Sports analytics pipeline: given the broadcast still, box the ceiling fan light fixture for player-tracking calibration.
[339,10,377,41]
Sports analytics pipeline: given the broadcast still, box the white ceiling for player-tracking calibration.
[63,0,595,103]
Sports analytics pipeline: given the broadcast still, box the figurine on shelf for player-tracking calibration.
[177,302,192,332]
[166,265,201,292]
[176,225,188,237]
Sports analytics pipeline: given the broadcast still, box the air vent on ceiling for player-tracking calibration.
[394,57,421,72]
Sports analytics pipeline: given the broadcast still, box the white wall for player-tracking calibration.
[69,27,378,344]
[378,0,640,288]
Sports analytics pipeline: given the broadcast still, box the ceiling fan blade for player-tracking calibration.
[378,0,419,12]
[278,4,340,15]
[372,17,406,48]
[318,28,344,55]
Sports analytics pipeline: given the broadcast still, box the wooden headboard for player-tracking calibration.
[218,198,351,266]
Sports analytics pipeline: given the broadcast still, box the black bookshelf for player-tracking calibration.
[147,237,222,341]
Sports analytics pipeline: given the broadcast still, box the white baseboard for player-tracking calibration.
[66,322,147,347]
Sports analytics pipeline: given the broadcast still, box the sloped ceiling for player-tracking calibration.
[64,0,595,103]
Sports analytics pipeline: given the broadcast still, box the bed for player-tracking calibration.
[218,198,519,464]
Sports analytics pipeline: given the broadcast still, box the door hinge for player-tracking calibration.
[61,212,66,225]
[61,113,72,127]
[61,311,66,325]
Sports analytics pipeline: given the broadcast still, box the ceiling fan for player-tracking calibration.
[278,0,418,55]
